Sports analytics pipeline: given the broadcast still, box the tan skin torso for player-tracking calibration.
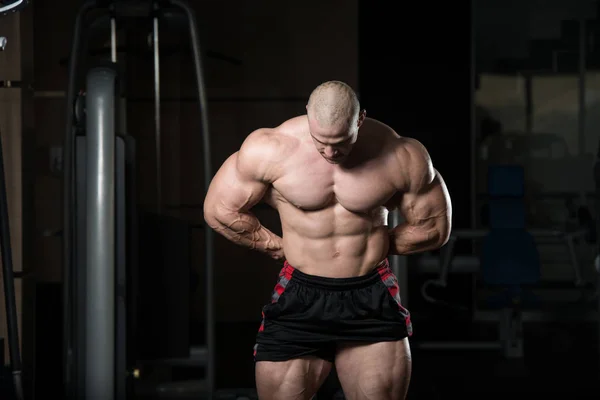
[262,117,403,277]
[206,110,449,398]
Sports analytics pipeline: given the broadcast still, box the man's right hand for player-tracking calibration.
[270,247,285,261]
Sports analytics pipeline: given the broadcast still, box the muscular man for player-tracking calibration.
[204,81,452,399]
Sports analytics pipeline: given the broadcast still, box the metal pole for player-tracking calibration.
[417,341,502,350]
[389,210,409,307]
[578,17,587,156]
[110,8,117,63]
[85,67,116,400]
[74,137,88,399]
[597,263,600,354]
[0,130,24,400]
[470,0,477,231]
[63,2,97,396]
[0,27,24,400]
[153,1,162,214]
[110,11,126,400]
[115,137,127,400]
[169,0,214,395]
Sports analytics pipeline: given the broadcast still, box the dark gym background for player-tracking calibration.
[1,0,600,398]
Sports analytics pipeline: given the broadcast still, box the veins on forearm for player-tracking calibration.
[213,211,280,252]
[389,217,445,255]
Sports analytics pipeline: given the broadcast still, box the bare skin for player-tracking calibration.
[204,109,452,399]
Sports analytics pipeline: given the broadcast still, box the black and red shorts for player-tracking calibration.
[254,259,412,362]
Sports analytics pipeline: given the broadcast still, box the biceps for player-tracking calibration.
[401,172,451,225]
[205,154,268,214]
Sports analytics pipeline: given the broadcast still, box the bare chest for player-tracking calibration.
[272,157,398,213]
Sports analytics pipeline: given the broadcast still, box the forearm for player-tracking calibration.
[388,222,446,255]
[205,208,283,258]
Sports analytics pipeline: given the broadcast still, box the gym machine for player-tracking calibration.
[0,1,31,399]
[0,0,28,15]
[62,1,213,399]
[594,139,600,353]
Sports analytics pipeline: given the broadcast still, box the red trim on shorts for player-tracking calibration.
[254,264,295,357]
[377,262,413,336]
[273,263,295,302]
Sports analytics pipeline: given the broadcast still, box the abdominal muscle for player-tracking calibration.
[276,202,390,278]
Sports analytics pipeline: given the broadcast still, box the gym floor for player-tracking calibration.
[133,320,599,399]
[19,283,600,399]
[7,318,599,399]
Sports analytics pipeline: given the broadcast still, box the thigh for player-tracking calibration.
[255,357,333,400]
[335,339,411,400]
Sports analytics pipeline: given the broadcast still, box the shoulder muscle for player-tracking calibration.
[237,128,288,183]
[395,137,435,193]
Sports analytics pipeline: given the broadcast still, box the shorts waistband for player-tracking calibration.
[282,259,390,290]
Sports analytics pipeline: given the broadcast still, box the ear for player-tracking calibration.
[357,109,367,127]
